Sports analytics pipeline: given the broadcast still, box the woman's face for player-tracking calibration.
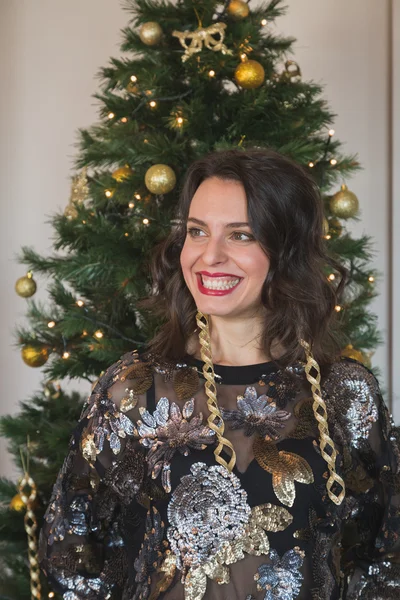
[180,177,270,319]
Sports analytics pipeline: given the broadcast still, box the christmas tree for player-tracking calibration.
[0,0,382,597]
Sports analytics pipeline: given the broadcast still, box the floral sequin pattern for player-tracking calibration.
[43,451,93,545]
[259,364,304,409]
[80,393,137,463]
[167,462,250,574]
[164,461,294,600]
[133,506,168,599]
[322,360,379,448]
[255,547,305,599]
[221,386,291,441]
[49,573,113,600]
[137,397,215,493]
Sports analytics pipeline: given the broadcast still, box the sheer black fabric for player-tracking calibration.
[39,350,400,599]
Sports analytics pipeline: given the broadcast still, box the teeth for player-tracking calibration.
[201,276,241,290]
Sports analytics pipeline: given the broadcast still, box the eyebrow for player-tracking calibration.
[186,217,250,228]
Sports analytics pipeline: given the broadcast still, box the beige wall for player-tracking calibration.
[0,0,396,477]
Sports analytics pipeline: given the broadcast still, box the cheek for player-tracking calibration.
[239,249,270,282]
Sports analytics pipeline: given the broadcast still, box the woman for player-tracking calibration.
[39,148,400,599]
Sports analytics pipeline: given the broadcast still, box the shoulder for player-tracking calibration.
[320,357,382,433]
[88,349,199,410]
[87,349,155,411]
[321,357,380,396]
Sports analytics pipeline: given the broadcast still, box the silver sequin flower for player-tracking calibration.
[167,462,251,575]
[221,386,291,441]
[255,547,305,599]
[323,362,379,448]
[137,397,215,492]
[345,380,378,447]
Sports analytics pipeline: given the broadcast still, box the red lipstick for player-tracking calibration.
[196,273,243,296]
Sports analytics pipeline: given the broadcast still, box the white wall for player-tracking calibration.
[0,0,396,477]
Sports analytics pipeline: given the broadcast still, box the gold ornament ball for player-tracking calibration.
[328,217,343,238]
[126,81,139,94]
[227,0,250,20]
[145,164,176,194]
[329,184,359,219]
[112,165,133,182]
[15,274,37,298]
[10,492,26,512]
[139,22,163,46]
[21,345,49,368]
[235,59,265,89]
[64,203,78,220]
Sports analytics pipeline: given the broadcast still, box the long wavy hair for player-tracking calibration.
[137,147,347,367]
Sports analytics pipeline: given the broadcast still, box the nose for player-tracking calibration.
[200,237,228,265]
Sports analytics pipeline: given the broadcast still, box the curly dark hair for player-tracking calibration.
[137,147,347,366]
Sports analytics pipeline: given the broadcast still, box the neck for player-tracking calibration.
[190,311,272,366]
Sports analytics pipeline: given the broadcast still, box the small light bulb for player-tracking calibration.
[177,117,184,124]
[121,117,128,123]
[149,100,157,108]
[330,158,337,166]
[135,193,141,200]
[329,129,335,136]
[208,70,216,77]
[309,162,314,168]
[82,330,88,336]
[240,53,247,60]
[105,189,113,198]
[48,593,55,598]
[324,234,332,240]
[143,218,149,225]
[76,299,85,307]
[261,19,268,26]
[144,138,148,143]
[335,305,342,312]
[328,273,336,281]
[107,112,115,119]
[124,232,129,237]
[145,89,153,96]
[48,321,56,328]
[82,220,86,224]
[368,276,375,282]
[63,352,70,359]
[128,201,135,208]
[94,330,103,339]
[130,75,137,83]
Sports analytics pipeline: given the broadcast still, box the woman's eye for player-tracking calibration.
[186,228,254,241]
[231,231,254,241]
[186,227,204,237]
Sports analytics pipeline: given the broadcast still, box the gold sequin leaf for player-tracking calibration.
[173,366,200,402]
[253,438,314,507]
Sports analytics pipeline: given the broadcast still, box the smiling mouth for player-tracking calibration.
[198,273,243,290]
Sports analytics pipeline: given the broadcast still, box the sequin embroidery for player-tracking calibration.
[322,361,379,448]
[137,397,215,492]
[221,386,291,441]
[253,438,314,507]
[255,547,305,599]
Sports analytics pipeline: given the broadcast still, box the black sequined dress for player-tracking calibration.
[38,350,400,599]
